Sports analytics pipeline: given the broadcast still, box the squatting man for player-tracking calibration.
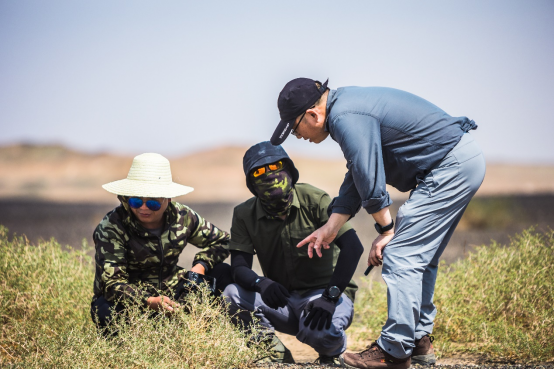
[271,78,486,369]
[222,141,365,365]
[91,153,233,329]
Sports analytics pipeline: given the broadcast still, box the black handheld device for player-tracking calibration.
[364,265,375,276]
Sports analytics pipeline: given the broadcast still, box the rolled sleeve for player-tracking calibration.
[328,169,362,217]
[330,113,392,215]
[362,193,392,214]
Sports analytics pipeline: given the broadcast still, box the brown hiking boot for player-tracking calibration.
[412,335,436,366]
[340,342,411,369]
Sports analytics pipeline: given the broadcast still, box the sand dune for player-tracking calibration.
[1,144,553,204]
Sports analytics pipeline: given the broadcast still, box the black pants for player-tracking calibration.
[90,263,233,329]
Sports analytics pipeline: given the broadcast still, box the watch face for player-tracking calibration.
[328,286,341,298]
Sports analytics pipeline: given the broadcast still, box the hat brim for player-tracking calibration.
[102,179,194,198]
[270,118,294,146]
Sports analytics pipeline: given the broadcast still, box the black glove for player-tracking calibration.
[303,296,337,330]
[254,278,291,309]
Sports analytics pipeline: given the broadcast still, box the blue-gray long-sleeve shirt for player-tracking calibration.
[325,87,477,216]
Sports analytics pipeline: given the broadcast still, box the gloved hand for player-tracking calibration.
[254,277,291,309]
[303,296,337,330]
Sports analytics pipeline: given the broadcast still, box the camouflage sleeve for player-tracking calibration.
[93,219,152,305]
[181,206,230,271]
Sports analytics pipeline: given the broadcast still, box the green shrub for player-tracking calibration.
[0,225,265,368]
[350,228,554,363]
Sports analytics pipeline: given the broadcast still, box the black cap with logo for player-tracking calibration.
[270,78,328,145]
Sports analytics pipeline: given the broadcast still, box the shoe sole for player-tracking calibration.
[340,355,413,369]
[339,355,358,369]
[412,354,436,366]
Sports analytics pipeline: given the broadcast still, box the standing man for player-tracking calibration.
[223,142,364,365]
[270,78,486,369]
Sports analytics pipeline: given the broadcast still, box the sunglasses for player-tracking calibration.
[252,161,284,178]
[128,197,163,211]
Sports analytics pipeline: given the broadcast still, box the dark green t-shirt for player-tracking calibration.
[229,183,358,302]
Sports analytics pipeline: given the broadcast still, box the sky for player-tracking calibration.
[1,0,553,163]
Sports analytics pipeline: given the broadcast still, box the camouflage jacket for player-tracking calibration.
[92,198,230,305]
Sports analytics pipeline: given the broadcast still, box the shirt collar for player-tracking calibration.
[255,186,300,220]
[324,89,337,133]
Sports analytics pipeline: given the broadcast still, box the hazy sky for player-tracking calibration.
[1,1,553,163]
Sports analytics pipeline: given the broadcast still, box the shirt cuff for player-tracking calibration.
[328,196,362,218]
[361,192,393,214]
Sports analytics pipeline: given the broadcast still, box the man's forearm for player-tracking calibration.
[233,265,260,290]
[327,229,364,293]
[372,207,393,229]
[327,212,351,235]
[231,250,259,290]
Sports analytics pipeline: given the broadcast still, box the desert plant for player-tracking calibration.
[350,227,554,363]
[0,225,265,368]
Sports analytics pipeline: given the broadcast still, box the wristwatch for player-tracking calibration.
[323,286,341,302]
[252,277,264,289]
[374,220,394,234]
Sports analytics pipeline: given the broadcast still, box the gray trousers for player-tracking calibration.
[223,284,354,356]
[377,133,486,359]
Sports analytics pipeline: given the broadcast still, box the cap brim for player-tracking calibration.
[270,118,294,145]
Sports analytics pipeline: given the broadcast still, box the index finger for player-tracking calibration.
[297,233,316,248]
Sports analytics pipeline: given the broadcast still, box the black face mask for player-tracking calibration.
[250,166,294,218]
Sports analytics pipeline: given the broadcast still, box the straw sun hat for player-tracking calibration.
[102,153,194,198]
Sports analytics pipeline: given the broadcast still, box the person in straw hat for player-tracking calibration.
[90,153,232,330]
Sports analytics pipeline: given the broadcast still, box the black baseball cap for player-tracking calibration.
[270,78,328,145]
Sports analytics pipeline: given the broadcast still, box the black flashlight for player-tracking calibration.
[364,265,375,276]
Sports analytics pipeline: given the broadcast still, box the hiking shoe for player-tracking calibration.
[255,334,295,364]
[340,342,411,369]
[315,354,341,367]
[412,335,436,366]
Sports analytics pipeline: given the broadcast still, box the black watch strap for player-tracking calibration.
[251,277,265,289]
[323,286,341,302]
[374,220,394,234]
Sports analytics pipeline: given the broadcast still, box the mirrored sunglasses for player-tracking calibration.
[252,160,284,178]
[128,197,163,211]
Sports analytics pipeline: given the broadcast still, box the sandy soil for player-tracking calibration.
[1,144,554,204]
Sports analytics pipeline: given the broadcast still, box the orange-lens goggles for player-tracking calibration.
[252,161,283,177]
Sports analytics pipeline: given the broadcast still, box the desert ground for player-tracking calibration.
[2,143,554,204]
[1,144,554,364]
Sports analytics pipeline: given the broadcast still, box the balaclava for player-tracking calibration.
[250,164,294,218]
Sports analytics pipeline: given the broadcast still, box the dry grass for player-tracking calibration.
[350,228,554,363]
[0,225,266,368]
